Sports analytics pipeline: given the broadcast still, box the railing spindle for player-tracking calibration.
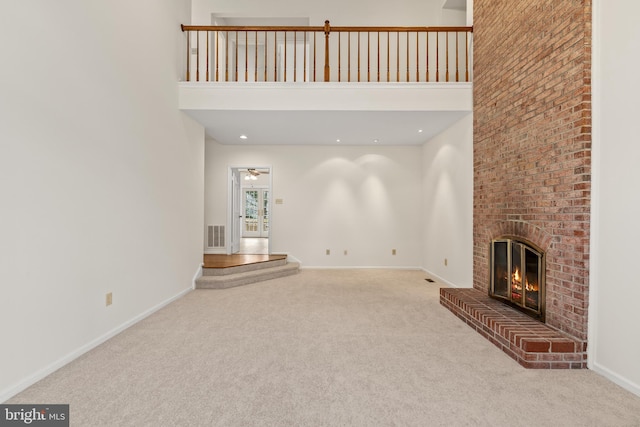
[234,31,238,81]
[313,31,317,82]
[377,32,380,82]
[304,31,307,82]
[396,32,400,82]
[196,31,200,81]
[284,32,287,82]
[416,32,419,82]
[406,32,409,82]
[465,32,469,82]
[386,32,390,82]
[254,31,258,82]
[357,32,361,82]
[348,32,351,82]
[324,20,330,82]
[264,32,268,82]
[455,32,459,82]
[244,31,248,82]
[294,31,297,82]
[215,31,219,82]
[273,31,277,81]
[185,29,190,81]
[446,31,450,82]
[338,32,341,82]
[225,31,229,82]
[206,31,210,81]
[436,32,439,82]
[367,32,371,82]
[426,32,429,82]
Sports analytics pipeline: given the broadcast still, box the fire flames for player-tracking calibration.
[511,267,539,294]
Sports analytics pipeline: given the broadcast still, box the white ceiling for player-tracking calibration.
[180,83,473,146]
[442,0,467,11]
[184,109,469,145]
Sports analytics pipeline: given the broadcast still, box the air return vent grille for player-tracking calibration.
[207,225,225,248]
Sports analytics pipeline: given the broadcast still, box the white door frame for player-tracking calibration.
[230,169,241,254]
[227,165,272,254]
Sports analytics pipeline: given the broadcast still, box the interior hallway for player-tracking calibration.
[239,237,268,254]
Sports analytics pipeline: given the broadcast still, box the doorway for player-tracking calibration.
[229,166,271,255]
[242,188,269,238]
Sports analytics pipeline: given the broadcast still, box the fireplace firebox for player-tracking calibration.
[490,238,545,321]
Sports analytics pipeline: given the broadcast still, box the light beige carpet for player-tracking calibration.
[8,269,640,426]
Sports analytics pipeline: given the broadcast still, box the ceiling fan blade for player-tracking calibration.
[248,168,270,175]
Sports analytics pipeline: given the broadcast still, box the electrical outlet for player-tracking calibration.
[326,249,330,255]
[444,258,448,266]
[106,292,113,306]
[392,249,397,255]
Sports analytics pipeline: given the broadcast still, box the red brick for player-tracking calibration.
[440,288,585,369]
[522,340,551,353]
[473,0,591,344]
[551,341,576,353]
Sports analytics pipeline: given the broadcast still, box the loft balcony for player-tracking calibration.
[178,21,473,145]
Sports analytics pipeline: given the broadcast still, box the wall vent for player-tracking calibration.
[207,225,225,248]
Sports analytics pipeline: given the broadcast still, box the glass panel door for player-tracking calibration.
[491,240,509,298]
[262,190,269,235]
[524,246,542,311]
[242,188,269,238]
[243,189,259,237]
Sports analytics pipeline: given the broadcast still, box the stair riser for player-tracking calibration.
[196,267,299,289]
[202,258,287,276]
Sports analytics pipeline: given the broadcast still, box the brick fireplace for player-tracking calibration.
[440,1,592,368]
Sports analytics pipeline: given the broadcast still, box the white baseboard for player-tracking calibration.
[0,285,193,403]
[590,362,640,398]
[204,249,226,254]
[299,265,422,270]
[420,268,469,289]
[192,263,203,289]
[282,253,302,265]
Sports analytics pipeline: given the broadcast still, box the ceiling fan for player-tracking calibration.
[247,168,270,176]
[244,168,270,181]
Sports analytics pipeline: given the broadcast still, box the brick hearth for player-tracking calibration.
[440,288,586,369]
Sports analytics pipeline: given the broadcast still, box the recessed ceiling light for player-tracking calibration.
[373,139,379,143]
[239,135,248,140]
[418,129,423,133]
[336,139,341,143]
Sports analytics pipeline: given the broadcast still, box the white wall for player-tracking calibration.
[206,143,423,267]
[421,114,473,287]
[0,0,204,401]
[590,0,640,396]
[192,0,458,26]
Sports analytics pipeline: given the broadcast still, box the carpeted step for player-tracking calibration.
[202,257,287,276]
[196,262,300,289]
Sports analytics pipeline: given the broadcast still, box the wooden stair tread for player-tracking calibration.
[203,254,287,269]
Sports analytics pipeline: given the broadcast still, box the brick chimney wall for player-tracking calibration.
[473,0,592,341]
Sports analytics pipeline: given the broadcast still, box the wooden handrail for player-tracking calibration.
[180,22,473,83]
[181,24,472,33]
[181,24,325,32]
